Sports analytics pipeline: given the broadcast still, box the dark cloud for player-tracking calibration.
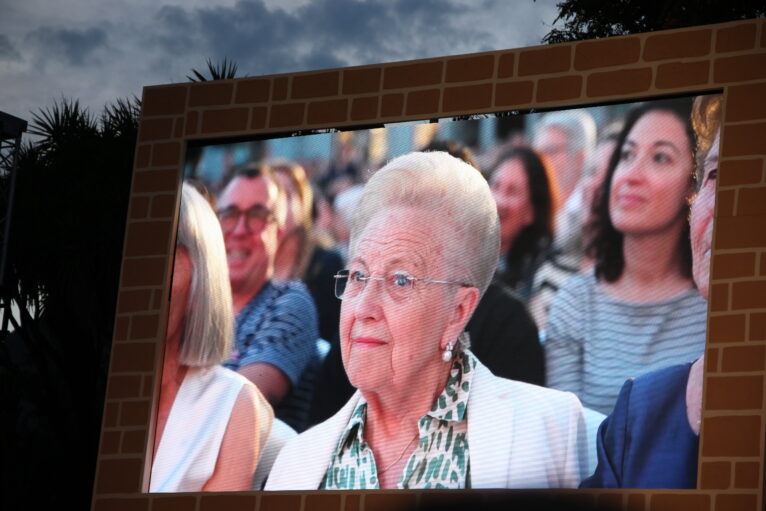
[25,26,108,66]
[0,34,21,61]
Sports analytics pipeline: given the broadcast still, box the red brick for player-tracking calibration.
[106,375,142,400]
[117,289,152,314]
[269,103,305,128]
[343,68,381,95]
[129,196,149,219]
[103,402,119,427]
[706,347,719,373]
[710,282,728,312]
[150,142,182,167]
[731,280,766,309]
[715,494,758,511]
[717,188,735,217]
[93,497,148,511]
[95,458,142,493]
[234,78,270,104]
[627,493,644,511]
[442,83,492,112]
[586,68,652,97]
[143,86,187,116]
[446,54,494,82]
[111,342,156,372]
[719,159,763,187]
[762,20,766,47]
[717,23,757,52]
[292,71,339,99]
[700,461,730,489]
[151,496,197,511]
[307,99,348,124]
[129,314,160,340]
[135,144,151,169]
[702,415,761,456]
[364,494,417,511]
[200,495,257,511]
[304,494,340,511]
[497,53,515,78]
[706,375,763,409]
[345,494,360,511]
[200,107,248,134]
[381,94,404,117]
[150,193,176,219]
[644,29,712,61]
[189,82,233,107]
[124,221,172,257]
[114,316,129,341]
[709,313,747,343]
[184,111,198,136]
[258,494,300,511]
[121,429,146,454]
[737,186,766,215]
[421,492,485,510]
[734,461,760,488]
[272,77,288,100]
[518,45,571,76]
[405,89,440,116]
[142,374,154,398]
[350,97,378,121]
[121,257,167,287]
[383,61,443,89]
[598,493,623,511]
[120,400,150,427]
[650,494,710,511]
[751,312,766,340]
[726,82,766,123]
[713,252,756,279]
[173,117,183,138]
[100,430,120,455]
[138,117,174,142]
[537,75,582,103]
[250,107,267,129]
[722,345,766,372]
[575,37,640,71]
[715,216,766,249]
[714,53,766,83]
[762,253,766,276]
[495,81,534,107]
[656,61,710,89]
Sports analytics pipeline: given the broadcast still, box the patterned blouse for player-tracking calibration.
[319,350,477,489]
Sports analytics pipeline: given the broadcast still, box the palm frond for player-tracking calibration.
[187,57,240,82]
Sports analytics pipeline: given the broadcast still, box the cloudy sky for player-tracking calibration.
[0,0,562,123]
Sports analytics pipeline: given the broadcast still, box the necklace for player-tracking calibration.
[377,433,419,475]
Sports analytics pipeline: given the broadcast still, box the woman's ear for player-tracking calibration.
[440,286,480,349]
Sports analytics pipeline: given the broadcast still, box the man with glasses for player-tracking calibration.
[218,164,319,433]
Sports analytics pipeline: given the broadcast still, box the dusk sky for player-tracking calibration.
[1,0,562,124]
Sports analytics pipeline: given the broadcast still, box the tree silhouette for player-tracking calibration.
[541,0,765,43]
[187,56,241,82]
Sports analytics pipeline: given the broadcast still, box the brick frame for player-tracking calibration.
[93,19,766,511]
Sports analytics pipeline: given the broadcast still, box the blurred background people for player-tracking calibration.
[581,94,721,489]
[266,152,587,490]
[545,98,708,415]
[217,163,319,432]
[151,183,272,492]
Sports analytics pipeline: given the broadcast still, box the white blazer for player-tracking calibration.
[265,360,589,490]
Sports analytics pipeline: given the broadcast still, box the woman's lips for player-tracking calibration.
[352,337,387,347]
[616,194,646,208]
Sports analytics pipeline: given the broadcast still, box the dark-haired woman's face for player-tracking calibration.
[609,111,693,236]
[491,158,534,254]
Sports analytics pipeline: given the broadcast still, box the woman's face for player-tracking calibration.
[339,206,466,394]
[491,158,534,253]
[166,245,192,342]
[690,130,719,301]
[609,110,693,235]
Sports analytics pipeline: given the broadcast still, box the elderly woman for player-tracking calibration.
[580,94,721,488]
[150,183,273,492]
[265,151,587,490]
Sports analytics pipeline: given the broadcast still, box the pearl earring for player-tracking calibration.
[442,342,454,362]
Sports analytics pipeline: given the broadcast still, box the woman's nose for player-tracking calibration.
[354,278,383,321]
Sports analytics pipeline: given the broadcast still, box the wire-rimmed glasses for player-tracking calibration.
[333,269,472,302]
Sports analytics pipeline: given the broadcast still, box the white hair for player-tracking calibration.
[349,151,500,299]
[175,182,233,367]
[535,110,597,158]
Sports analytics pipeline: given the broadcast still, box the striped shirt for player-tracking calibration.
[545,273,707,415]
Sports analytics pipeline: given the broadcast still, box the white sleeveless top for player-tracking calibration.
[150,365,250,492]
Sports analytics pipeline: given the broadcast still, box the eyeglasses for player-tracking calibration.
[217,205,275,233]
[333,269,472,302]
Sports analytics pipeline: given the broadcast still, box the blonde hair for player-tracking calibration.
[349,151,500,298]
[691,94,723,187]
[175,182,233,366]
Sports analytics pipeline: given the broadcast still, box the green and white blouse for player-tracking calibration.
[319,349,477,490]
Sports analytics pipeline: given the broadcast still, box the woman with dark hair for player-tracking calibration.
[545,98,708,415]
[491,147,557,303]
